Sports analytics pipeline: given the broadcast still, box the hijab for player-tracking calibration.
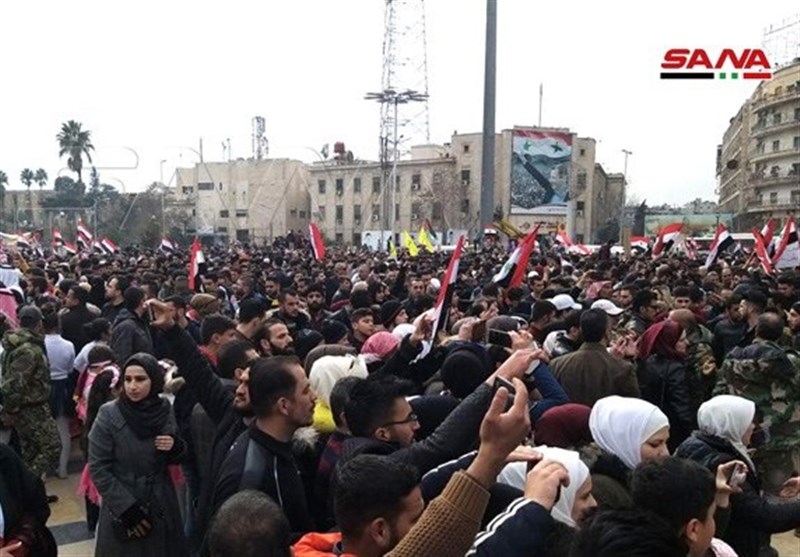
[589,396,670,470]
[497,446,590,528]
[309,354,368,407]
[535,404,593,448]
[638,320,684,361]
[698,395,756,472]
[117,353,170,440]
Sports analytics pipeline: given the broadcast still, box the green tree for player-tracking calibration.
[20,168,34,190]
[34,168,48,191]
[56,120,94,184]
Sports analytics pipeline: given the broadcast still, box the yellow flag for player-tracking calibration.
[389,239,397,259]
[418,226,435,253]
[402,231,419,257]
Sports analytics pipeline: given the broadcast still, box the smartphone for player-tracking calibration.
[471,319,488,343]
[487,329,512,348]
[147,303,155,322]
[493,376,516,411]
[726,462,747,488]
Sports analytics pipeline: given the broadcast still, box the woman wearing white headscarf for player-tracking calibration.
[309,354,368,433]
[588,396,670,510]
[676,395,800,557]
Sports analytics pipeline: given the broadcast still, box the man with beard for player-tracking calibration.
[275,290,310,337]
[146,300,261,548]
[253,318,296,356]
[306,283,332,332]
[711,294,746,364]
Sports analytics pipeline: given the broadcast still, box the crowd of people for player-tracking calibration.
[0,232,798,557]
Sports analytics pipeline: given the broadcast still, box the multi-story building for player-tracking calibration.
[717,58,800,230]
[172,158,310,244]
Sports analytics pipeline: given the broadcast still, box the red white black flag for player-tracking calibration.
[431,235,464,340]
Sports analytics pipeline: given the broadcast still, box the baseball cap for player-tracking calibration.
[591,299,624,316]
[18,305,43,328]
[548,294,582,312]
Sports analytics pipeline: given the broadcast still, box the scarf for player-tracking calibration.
[534,403,593,448]
[117,353,170,440]
[638,320,684,361]
[697,395,757,473]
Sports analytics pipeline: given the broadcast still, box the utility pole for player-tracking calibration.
[538,83,543,127]
[479,0,498,236]
[621,149,633,256]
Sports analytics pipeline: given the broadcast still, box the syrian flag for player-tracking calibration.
[761,218,777,258]
[652,223,683,258]
[77,220,93,250]
[493,224,540,288]
[752,228,774,274]
[63,241,78,256]
[100,237,119,254]
[188,237,206,291]
[52,228,64,247]
[424,218,439,241]
[309,222,326,260]
[630,236,649,252]
[160,237,176,253]
[431,235,464,340]
[556,231,572,249]
[704,225,734,268]
[15,233,30,250]
[772,218,800,270]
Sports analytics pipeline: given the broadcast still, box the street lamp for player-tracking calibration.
[365,88,428,249]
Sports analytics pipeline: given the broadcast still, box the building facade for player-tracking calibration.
[717,58,800,230]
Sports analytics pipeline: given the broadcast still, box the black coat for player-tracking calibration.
[59,305,95,353]
[0,444,51,541]
[639,355,696,451]
[711,317,748,364]
[675,432,800,557]
[111,309,154,364]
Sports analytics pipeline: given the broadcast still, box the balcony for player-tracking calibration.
[748,172,800,188]
[749,146,800,164]
[752,86,800,110]
[743,201,798,214]
[751,118,800,137]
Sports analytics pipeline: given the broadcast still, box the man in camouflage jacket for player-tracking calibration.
[0,306,59,477]
[715,313,800,495]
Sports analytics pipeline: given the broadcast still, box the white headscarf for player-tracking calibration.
[589,396,670,470]
[497,446,590,528]
[309,354,368,407]
[698,395,756,472]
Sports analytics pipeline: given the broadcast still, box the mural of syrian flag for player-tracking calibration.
[704,225,734,268]
[160,237,176,253]
[772,217,799,270]
[77,220,93,250]
[52,228,64,247]
[431,235,464,340]
[510,129,573,214]
[100,237,119,254]
[652,223,683,258]
[309,222,326,260]
[188,237,206,291]
[493,224,540,288]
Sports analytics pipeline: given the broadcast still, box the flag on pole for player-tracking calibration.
[52,228,64,247]
[402,231,419,257]
[761,218,777,258]
[418,226,435,253]
[772,217,800,270]
[704,224,734,268]
[160,237,176,253]
[77,220,93,250]
[188,237,206,291]
[309,223,326,260]
[431,235,464,340]
[493,224,540,288]
[63,241,78,256]
[388,239,398,259]
[630,236,650,252]
[100,237,119,254]
[423,218,438,242]
[752,228,774,274]
[652,223,683,258]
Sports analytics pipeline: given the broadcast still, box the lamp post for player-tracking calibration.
[365,88,428,250]
[621,149,633,255]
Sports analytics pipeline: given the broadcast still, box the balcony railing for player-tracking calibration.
[744,201,799,214]
[751,118,800,137]
[750,146,800,163]
[748,172,800,187]
[752,86,800,109]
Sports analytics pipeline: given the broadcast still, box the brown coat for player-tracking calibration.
[551,342,640,407]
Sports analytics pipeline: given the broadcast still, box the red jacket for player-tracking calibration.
[293,532,356,557]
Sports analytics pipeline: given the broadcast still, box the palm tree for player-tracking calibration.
[34,168,48,191]
[0,170,7,227]
[21,168,34,226]
[56,120,94,184]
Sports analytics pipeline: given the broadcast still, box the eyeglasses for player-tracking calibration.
[379,413,418,428]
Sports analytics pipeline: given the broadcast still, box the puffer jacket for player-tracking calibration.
[0,328,50,413]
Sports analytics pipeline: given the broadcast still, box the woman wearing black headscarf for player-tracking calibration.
[89,353,188,557]
[637,320,696,451]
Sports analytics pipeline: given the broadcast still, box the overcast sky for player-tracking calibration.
[1,0,798,205]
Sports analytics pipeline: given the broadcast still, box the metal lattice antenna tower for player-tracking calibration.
[762,14,800,68]
[251,116,268,160]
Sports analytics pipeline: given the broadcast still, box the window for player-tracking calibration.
[191,209,196,216]
[461,169,471,185]
[219,210,229,218]
[791,163,800,176]
[770,165,780,177]
[353,232,362,246]
[460,199,470,213]
[794,136,800,149]
[773,113,782,125]
[433,172,442,186]
[579,148,586,156]
[318,179,326,194]
[770,192,778,204]
[182,186,194,194]
[236,229,249,242]
[372,204,381,219]
[795,107,800,121]
[463,144,470,153]
[354,205,362,223]
[772,140,780,152]
[217,226,228,233]
[353,177,362,193]
[372,176,381,193]
[576,201,585,211]
[335,205,343,223]
[235,209,248,218]
[755,194,763,206]
[577,172,587,188]
[756,141,765,154]
[792,191,800,204]
[432,201,443,219]
[299,210,306,218]
[198,182,213,191]
[411,173,421,190]
[335,233,343,244]
[218,183,223,191]
[411,202,421,219]
[318,205,326,220]
[335,178,344,196]
[395,175,400,192]
[290,209,298,217]
[395,203,400,220]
